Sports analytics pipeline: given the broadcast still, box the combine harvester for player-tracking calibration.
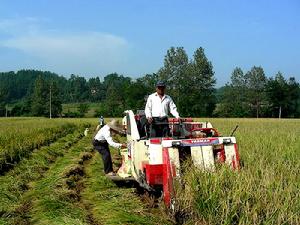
[117,110,240,207]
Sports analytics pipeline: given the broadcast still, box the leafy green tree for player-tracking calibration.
[31,77,62,117]
[87,77,105,102]
[0,80,8,116]
[0,70,67,105]
[78,103,89,115]
[157,47,216,117]
[216,69,300,118]
[11,101,31,116]
[183,47,216,116]
[67,74,88,102]
[265,72,289,117]
[216,67,250,117]
[103,73,131,90]
[286,77,300,117]
[232,67,251,116]
[31,76,48,116]
[124,81,148,110]
[157,47,189,105]
[245,66,267,118]
[105,83,124,116]
[0,102,5,116]
[137,73,158,94]
[101,73,131,116]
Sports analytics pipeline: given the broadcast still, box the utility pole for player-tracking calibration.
[50,83,52,119]
[279,106,281,119]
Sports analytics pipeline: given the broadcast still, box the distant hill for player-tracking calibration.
[0,70,67,103]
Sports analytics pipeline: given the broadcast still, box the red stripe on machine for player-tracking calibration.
[145,164,163,185]
[234,143,240,170]
[150,138,161,144]
[162,147,173,207]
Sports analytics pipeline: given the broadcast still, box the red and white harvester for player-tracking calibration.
[117,110,240,207]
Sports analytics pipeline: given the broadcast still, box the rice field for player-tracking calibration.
[0,117,169,225]
[0,118,91,173]
[0,117,299,224]
[176,118,300,225]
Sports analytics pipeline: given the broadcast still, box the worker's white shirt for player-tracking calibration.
[145,92,179,118]
[94,125,122,148]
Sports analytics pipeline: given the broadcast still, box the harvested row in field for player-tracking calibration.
[0,118,90,174]
[0,130,86,222]
[81,149,172,225]
[0,134,93,225]
[1,128,172,225]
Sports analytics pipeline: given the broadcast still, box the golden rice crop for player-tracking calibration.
[0,118,92,173]
[176,118,300,225]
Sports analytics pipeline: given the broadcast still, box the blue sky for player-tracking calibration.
[0,0,299,86]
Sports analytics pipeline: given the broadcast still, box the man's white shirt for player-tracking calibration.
[94,125,122,148]
[145,92,179,118]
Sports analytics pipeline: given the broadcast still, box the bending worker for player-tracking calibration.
[145,81,180,137]
[93,119,126,176]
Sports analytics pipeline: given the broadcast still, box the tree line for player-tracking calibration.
[214,68,300,118]
[0,46,299,118]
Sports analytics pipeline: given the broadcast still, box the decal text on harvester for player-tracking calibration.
[181,138,219,146]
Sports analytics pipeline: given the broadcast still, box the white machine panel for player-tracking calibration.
[224,144,235,166]
[167,147,180,177]
[149,144,163,164]
[191,146,215,171]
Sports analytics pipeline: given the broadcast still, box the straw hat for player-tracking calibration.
[107,119,123,133]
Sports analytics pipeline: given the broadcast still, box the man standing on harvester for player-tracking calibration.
[145,81,180,137]
[93,119,127,176]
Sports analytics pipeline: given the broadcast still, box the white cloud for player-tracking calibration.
[0,18,130,76]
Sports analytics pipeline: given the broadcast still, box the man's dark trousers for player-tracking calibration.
[92,140,113,174]
[150,117,170,137]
